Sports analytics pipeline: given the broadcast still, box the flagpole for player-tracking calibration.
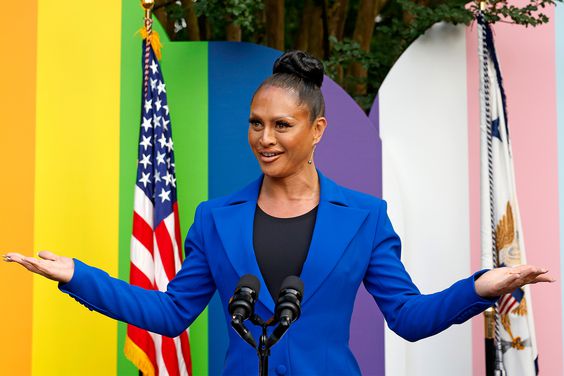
[142,0,155,96]
[477,4,506,375]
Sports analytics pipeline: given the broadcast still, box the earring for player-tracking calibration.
[308,145,316,164]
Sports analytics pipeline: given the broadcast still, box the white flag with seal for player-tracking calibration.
[479,17,539,375]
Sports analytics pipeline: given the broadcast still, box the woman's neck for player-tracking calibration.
[258,166,320,218]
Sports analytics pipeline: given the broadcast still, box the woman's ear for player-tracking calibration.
[312,117,327,145]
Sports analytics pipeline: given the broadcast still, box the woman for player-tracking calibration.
[4,50,554,375]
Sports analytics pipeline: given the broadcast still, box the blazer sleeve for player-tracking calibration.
[58,202,216,338]
[363,200,497,342]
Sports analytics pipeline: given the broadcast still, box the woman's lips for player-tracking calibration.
[259,151,282,162]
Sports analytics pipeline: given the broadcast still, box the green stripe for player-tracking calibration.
[119,1,209,374]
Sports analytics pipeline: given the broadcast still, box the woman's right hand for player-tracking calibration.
[3,251,74,283]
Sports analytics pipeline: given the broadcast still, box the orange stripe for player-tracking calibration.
[0,0,37,374]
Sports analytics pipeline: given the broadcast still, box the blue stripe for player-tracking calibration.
[207,41,281,376]
[556,5,564,365]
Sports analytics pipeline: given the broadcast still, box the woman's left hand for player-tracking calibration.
[475,265,556,298]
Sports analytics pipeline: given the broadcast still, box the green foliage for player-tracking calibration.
[195,0,264,33]
[155,0,561,111]
[474,0,558,26]
[349,0,561,109]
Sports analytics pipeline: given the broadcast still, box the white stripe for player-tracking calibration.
[130,235,156,284]
[149,332,170,376]
[380,22,472,376]
[134,185,154,229]
[163,212,183,271]
[174,335,189,376]
[153,236,172,291]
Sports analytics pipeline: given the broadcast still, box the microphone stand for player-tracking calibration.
[250,315,290,376]
[251,314,272,376]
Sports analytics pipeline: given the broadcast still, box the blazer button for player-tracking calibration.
[276,365,287,375]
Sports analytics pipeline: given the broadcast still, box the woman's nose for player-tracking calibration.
[259,126,276,146]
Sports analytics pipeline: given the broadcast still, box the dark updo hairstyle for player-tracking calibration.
[253,50,326,122]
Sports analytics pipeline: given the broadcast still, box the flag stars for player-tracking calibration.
[156,151,166,166]
[158,134,168,149]
[162,118,170,131]
[157,81,166,95]
[150,60,159,74]
[141,117,152,132]
[139,154,152,169]
[163,171,173,186]
[166,138,174,152]
[138,172,151,187]
[155,170,162,183]
[158,188,171,203]
[140,135,152,150]
[163,105,169,115]
[150,78,157,90]
[144,99,152,113]
[155,98,162,112]
[153,114,162,127]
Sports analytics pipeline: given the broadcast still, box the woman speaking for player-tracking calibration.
[4,50,554,375]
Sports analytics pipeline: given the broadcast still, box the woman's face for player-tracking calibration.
[248,85,326,179]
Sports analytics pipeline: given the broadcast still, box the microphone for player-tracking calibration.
[229,274,260,348]
[275,275,304,325]
[267,275,304,348]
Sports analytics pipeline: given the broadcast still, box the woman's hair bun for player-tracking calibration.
[272,50,324,88]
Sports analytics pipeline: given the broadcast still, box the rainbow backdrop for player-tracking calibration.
[1,1,563,375]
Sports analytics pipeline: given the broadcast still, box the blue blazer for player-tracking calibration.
[60,170,495,375]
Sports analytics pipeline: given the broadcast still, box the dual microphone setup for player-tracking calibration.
[228,274,304,376]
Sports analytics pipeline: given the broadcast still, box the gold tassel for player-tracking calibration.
[137,27,163,61]
[124,336,156,376]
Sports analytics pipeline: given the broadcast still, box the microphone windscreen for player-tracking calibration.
[280,275,304,297]
[238,274,261,294]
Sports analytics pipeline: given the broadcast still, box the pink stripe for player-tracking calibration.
[467,9,563,374]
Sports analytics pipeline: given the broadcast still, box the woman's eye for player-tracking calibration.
[275,121,290,128]
[250,121,262,128]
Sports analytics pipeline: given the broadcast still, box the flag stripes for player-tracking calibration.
[125,41,192,376]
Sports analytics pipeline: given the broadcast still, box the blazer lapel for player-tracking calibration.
[210,171,369,312]
[300,172,369,306]
[211,177,276,313]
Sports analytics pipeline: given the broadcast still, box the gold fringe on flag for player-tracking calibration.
[137,27,163,61]
[125,335,156,376]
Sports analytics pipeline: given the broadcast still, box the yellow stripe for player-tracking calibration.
[33,1,121,375]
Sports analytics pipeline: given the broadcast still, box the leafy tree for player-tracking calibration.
[151,0,561,112]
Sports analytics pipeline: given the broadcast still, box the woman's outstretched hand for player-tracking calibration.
[475,264,556,298]
[3,251,74,283]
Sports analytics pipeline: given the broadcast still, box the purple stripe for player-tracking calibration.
[317,84,384,375]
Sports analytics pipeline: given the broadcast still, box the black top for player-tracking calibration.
[253,204,318,301]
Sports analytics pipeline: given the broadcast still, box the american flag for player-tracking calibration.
[498,286,525,315]
[124,40,192,376]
